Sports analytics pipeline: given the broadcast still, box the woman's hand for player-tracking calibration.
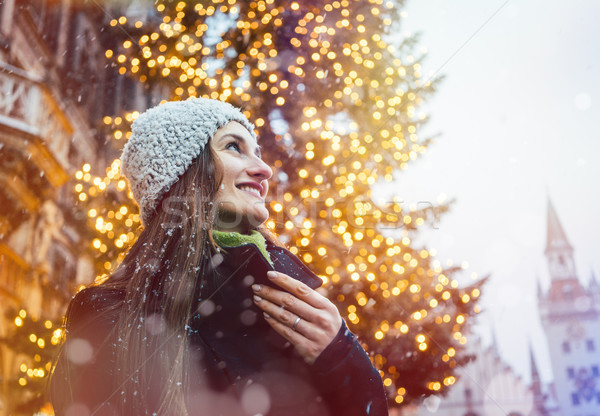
[252,270,343,365]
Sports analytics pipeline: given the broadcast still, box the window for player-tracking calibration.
[49,242,77,289]
[563,285,574,300]
[586,339,595,352]
[464,387,472,400]
[567,367,575,378]
[562,341,571,353]
[571,393,579,405]
[21,0,61,52]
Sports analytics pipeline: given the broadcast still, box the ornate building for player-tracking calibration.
[413,335,534,416]
[538,198,600,415]
[408,197,599,416]
[0,0,142,413]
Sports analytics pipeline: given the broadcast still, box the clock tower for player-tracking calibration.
[538,198,600,415]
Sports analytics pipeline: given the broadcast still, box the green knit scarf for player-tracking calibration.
[212,229,274,266]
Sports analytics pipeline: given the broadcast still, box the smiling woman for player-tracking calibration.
[212,121,273,233]
[49,98,388,416]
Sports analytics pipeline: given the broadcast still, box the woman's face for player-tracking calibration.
[211,121,273,233]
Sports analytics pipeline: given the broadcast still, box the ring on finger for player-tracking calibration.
[293,316,302,331]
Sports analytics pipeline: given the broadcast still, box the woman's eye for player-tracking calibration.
[226,142,241,152]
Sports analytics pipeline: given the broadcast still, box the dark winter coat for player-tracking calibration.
[50,239,389,416]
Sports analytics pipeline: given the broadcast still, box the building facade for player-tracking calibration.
[413,336,534,416]
[539,199,600,415]
[0,0,143,413]
[409,197,599,416]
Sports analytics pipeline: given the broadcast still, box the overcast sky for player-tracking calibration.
[374,0,600,384]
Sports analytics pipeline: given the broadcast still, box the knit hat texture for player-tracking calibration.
[120,98,256,224]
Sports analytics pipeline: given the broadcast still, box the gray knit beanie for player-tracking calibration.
[120,97,257,225]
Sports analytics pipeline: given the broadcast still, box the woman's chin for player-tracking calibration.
[245,211,269,230]
[216,209,269,232]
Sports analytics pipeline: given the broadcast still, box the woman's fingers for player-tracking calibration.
[251,270,344,364]
[252,283,319,327]
[253,293,323,341]
[261,312,322,364]
[259,271,342,332]
[265,270,330,309]
[252,290,320,363]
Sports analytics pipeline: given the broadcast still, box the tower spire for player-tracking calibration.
[544,196,577,281]
[490,322,499,353]
[545,197,573,255]
[530,343,540,380]
[529,342,548,416]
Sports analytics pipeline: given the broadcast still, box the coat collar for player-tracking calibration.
[217,239,323,290]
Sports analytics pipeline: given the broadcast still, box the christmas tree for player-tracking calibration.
[0,308,62,414]
[73,0,485,406]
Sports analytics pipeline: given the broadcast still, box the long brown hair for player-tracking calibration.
[71,141,279,414]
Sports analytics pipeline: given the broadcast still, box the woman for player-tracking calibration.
[50,98,388,416]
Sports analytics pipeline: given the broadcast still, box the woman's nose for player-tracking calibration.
[247,157,273,181]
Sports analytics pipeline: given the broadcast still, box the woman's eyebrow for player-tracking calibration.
[223,133,262,158]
